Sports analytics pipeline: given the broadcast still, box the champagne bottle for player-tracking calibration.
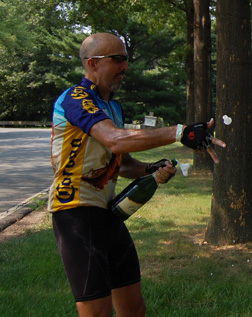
[108,159,177,221]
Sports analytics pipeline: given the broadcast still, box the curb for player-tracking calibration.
[0,188,49,232]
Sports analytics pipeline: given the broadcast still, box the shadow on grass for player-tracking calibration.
[128,217,252,316]
[1,218,252,316]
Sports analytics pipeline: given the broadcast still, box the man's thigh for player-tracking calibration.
[53,206,141,302]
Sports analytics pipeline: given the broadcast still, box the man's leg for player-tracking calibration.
[53,208,114,316]
[76,295,113,317]
[76,282,145,317]
[112,282,146,317]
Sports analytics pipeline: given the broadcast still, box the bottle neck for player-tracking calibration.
[152,172,159,185]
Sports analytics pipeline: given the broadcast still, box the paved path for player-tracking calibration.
[0,128,53,215]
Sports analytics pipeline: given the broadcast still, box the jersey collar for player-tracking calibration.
[80,77,115,100]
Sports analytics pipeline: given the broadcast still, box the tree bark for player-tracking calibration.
[193,0,213,170]
[184,0,195,125]
[205,0,252,245]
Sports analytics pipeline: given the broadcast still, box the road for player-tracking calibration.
[0,128,53,214]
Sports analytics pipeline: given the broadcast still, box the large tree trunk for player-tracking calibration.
[193,0,213,170]
[205,0,252,245]
[184,0,195,125]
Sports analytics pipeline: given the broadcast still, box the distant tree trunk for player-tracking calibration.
[193,0,213,170]
[205,0,252,245]
[184,0,195,124]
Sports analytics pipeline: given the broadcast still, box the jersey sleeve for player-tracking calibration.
[61,86,110,135]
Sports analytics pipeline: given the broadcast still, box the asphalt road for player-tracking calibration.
[0,128,53,214]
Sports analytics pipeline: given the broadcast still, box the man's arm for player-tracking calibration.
[119,153,177,184]
[119,153,147,179]
[90,119,177,154]
[89,118,226,163]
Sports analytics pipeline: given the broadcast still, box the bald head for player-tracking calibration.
[79,33,126,68]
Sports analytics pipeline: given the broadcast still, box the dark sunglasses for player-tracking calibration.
[84,55,129,63]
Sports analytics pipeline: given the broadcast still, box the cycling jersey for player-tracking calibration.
[48,78,124,212]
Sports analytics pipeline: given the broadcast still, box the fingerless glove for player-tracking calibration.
[181,122,213,150]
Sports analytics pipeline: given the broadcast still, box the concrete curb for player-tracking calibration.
[0,188,49,232]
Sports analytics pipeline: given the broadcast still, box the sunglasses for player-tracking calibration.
[84,55,129,63]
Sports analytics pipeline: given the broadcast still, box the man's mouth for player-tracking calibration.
[115,72,125,80]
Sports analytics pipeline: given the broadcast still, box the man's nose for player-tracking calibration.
[121,60,128,71]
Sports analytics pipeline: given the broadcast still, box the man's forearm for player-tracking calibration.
[90,119,178,154]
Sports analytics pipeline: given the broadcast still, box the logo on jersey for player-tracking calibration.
[56,138,82,204]
[71,86,99,113]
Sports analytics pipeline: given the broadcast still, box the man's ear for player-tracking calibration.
[88,58,97,69]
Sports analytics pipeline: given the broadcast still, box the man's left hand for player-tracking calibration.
[181,118,226,164]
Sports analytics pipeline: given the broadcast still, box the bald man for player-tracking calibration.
[48,33,226,316]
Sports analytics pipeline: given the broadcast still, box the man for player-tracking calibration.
[48,33,226,316]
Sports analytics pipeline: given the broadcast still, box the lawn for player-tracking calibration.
[1,143,252,316]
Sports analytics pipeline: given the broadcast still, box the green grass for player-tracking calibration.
[1,143,252,316]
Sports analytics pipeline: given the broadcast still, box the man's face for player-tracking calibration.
[94,44,129,94]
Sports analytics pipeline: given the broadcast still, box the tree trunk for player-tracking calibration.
[193,0,213,170]
[205,0,252,245]
[184,0,195,125]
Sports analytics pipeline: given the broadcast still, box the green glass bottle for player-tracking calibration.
[108,159,177,221]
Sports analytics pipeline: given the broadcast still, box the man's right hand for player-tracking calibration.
[155,160,177,184]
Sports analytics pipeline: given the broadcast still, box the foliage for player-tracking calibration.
[44,28,85,90]
[116,22,186,124]
[0,0,188,124]
[0,0,68,121]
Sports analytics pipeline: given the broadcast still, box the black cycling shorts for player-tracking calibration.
[52,206,141,302]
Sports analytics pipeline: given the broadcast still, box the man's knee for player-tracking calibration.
[117,299,146,316]
[112,283,146,316]
[76,296,113,317]
[135,299,146,317]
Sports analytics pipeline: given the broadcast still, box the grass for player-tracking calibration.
[28,197,48,210]
[1,143,252,316]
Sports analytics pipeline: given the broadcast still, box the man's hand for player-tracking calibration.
[155,160,177,184]
[181,118,226,164]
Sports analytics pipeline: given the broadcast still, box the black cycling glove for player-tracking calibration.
[181,122,213,150]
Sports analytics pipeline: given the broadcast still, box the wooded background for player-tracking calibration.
[1,0,252,245]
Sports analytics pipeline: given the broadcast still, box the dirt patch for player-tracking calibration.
[0,207,50,243]
[189,230,252,253]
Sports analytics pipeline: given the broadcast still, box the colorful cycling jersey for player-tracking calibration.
[48,78,124,212]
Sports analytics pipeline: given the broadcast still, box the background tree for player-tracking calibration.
[193,0,213,170]
[116,22,186,124]
[71,0,188,124]
[184,0,195,125]
[0,0,228,128]
[0,0,34,119]
[162,0,214,170]
[205,0,252,245]
[0,0,188,124]
[150,0,195,125]
[0,0,70,121]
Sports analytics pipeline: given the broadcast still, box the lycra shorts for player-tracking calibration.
[52,206,141,302]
